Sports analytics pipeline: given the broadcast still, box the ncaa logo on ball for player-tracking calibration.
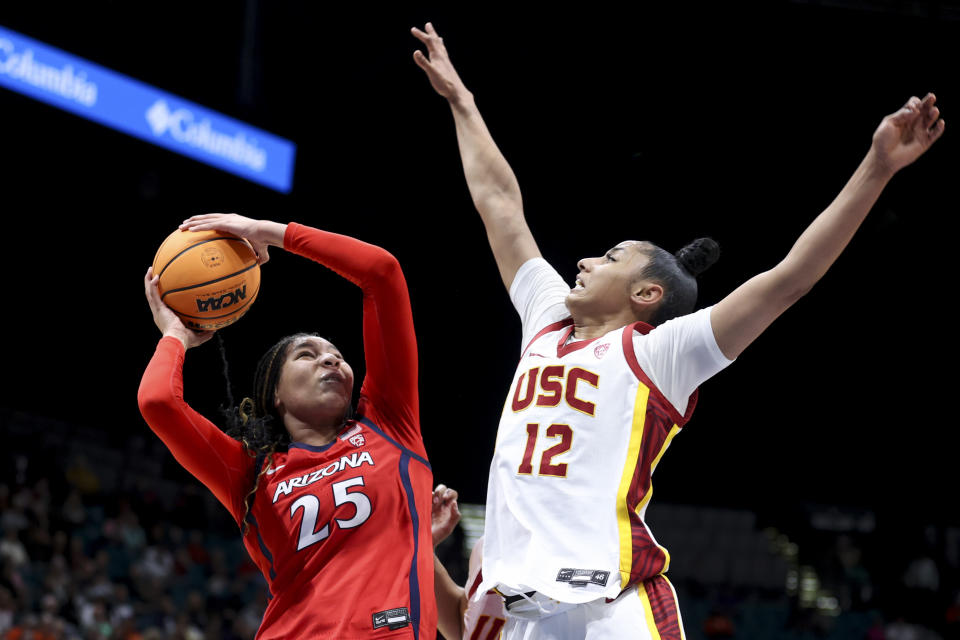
[200,245,225,268]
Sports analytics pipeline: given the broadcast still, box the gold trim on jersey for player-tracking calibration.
[638,581,662,640]
[617,383,650,586]
[634,423,681,572]
[618,384,682,585]
[665,575,687,640]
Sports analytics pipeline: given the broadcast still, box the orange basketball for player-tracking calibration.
[152,228,261,331]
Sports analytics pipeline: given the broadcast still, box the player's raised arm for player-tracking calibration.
[711,94,945,360]
[412,22,540,290]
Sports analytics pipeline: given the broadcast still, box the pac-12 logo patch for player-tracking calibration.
[594,343,610,359]
[340,424,365,447]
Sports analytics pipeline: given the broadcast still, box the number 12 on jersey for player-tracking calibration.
[517,423,572,478]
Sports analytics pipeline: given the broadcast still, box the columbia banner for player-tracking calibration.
[0,25,296,192]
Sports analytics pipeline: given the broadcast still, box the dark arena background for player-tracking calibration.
[1,2,957,639]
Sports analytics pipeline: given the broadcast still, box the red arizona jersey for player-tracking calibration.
[138,223,436,639]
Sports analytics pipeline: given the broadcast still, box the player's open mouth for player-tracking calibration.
[320,372,344,383]
[573,276,584,290]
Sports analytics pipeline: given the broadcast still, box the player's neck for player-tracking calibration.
[570,311,636,341]
[283,416,345,447]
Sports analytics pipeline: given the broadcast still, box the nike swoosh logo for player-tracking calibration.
[265,464,286,476]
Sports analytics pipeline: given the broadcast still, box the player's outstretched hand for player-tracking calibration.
[431,484,461,548]
[411,23,470,104]
[179,213,284,265]
[144,267,214,350]
[872,93,945,175]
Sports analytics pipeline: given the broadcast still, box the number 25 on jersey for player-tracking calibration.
[289,476,372,551]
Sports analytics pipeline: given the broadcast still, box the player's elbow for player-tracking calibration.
[366,248,403,282]
[769,261,818,307]
[137,379,177,424]
[473,187,523,220]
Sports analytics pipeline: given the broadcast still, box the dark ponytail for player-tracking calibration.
[675,238,720,278]
[637,238,719,325]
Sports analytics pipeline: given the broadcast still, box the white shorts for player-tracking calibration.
[501,575,685,640]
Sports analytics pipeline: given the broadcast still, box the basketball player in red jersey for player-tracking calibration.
[139,214,436,639]
[412,22,944,640]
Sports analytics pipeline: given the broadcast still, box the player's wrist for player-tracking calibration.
[161,328,190,350]
[255,220,288,247]
[449,89,476,113]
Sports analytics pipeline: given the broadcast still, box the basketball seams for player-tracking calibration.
[159,261,260,298]
[156,236,253,279]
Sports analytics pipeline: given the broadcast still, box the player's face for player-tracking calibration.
[567,241,649,314]
[274,336,355,428]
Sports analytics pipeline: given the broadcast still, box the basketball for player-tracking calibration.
[151,228,261,331]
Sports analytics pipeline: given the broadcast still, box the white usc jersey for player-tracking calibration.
[478,317,697,604]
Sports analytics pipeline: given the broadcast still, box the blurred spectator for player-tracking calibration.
[885,616,944,640]
[904,555,940,593]
[61,490,87,529]
[0,531,28,569]
[703,607,735,638]
[65,455,100,496]
[0,587,14,635]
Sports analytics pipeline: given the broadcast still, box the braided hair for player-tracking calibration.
[635,238,720,326]
[217,332,317,533]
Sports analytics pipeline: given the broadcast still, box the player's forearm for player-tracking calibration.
[450,96,525,225]
[449,96,540,288]
[434,555,466,640]
[711,148,895,359]
[773,148,893,298]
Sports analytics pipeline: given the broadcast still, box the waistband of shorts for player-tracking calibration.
[495,589,580,620]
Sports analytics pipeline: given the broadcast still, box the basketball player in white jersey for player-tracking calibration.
[412,22,944,640]
[432,484,508,640]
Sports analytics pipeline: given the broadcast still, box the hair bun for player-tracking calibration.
[675,238,720,278]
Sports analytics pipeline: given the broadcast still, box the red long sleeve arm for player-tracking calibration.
[283,223,422,452]
[137,336,254,523]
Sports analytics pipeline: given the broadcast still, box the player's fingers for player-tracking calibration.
[194,331,217,347]
[181,213,223,224]
[412,50,432,71]
[922,105,941,130]
[411,27,429,44]
[928,118,946,144]
[415,23,443,53]
[144,269,159,297]
[921,92,936,108]
[443,488,458,502]
[890,104,920,126]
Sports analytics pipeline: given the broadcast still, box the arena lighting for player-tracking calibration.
[0,25,296,193]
